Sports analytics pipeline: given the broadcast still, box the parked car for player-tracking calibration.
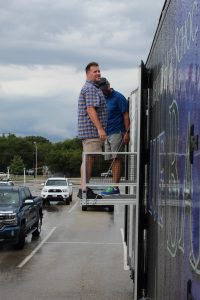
[0,186,43,249]
[0,172,7,180]
[26,169,34,175]
[0,180,14,186]
[41,177,73,205]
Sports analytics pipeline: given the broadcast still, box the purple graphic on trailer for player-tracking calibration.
[148,0,200,298]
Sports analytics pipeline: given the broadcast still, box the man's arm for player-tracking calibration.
[123,111,130,144]
[87,107,107,141]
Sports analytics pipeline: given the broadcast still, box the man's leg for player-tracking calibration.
[80,156,95,189]
[112,158,122,184]
[78,138,103,199]
[101,133,124,195]
[86,155,95,184]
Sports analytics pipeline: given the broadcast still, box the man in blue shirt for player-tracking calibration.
[77,62,107,199]
[98,77,130,195]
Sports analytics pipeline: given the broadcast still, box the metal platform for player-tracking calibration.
[81,151,137,206]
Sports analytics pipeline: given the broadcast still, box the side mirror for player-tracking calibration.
[69,183,72,186]
[41,183,45,186]
[24,199,34,205]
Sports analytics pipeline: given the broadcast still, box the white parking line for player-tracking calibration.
[120,228,130,271]
[68,200,79,213]
[17,227,56,268]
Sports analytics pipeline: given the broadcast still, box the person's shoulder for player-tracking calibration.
[80,82,91,95]
[83,80,98,92]
[113,89,127,101]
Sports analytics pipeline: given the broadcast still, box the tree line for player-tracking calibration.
[0,134,82,177]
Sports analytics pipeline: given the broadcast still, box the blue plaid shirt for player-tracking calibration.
[78,80,107,139]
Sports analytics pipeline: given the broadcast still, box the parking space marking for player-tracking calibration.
[17,227,56,268]
[120,228,130,271]
[68,200,79,213]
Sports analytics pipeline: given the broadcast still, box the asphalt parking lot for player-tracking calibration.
[0,179,133,300]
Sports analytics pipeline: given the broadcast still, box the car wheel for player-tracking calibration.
[82,205,87,211]
[32,216,42,237]
[15,224,26,249]
[70,194,72,202]
[65,197,70,205]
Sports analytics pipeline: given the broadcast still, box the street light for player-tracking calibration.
[34,142,37,179]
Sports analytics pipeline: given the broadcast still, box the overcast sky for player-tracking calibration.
[0,0,165,142]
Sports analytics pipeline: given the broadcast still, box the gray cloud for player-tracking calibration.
[0,0,165,141]
[0,0,164,67]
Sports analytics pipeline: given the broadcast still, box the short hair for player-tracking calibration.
[85,62,99,74]
[98,77,110,89]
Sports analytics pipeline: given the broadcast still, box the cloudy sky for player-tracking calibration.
[0,0,165,142]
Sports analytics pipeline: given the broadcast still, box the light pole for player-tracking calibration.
[7,166,10,180]
[34,142,37,179]
[23,168,26,185]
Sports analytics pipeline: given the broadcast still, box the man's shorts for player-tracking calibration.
[82,138,103,153]
[105,133,125,160]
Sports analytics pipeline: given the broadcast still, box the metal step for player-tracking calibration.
[85,182,136,187]
[81,194,137,205]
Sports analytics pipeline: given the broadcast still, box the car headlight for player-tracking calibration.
[62,189,68,192]
[42,188,48,193]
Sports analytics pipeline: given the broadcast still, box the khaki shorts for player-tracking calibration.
[82,138,103,152]
[105,133,124,160]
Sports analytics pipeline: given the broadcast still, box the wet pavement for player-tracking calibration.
[0,179,133,300]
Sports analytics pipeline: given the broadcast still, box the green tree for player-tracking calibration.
[46,138,82,176]
[0,134,82,176]
[10,155,25,175]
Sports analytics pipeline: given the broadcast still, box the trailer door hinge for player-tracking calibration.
[190,125,199,164]
[190,135,198,151]
[187,279,194,300]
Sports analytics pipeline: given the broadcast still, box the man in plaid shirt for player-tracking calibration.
[77,62,107,199]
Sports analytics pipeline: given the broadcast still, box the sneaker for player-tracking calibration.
[77,188,102,199]
[87,188,102,199]
[77,189,82,199]
[101,187,120,196]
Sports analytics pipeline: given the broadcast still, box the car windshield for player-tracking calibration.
[0,191,19,206]
[46,180,67,186]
